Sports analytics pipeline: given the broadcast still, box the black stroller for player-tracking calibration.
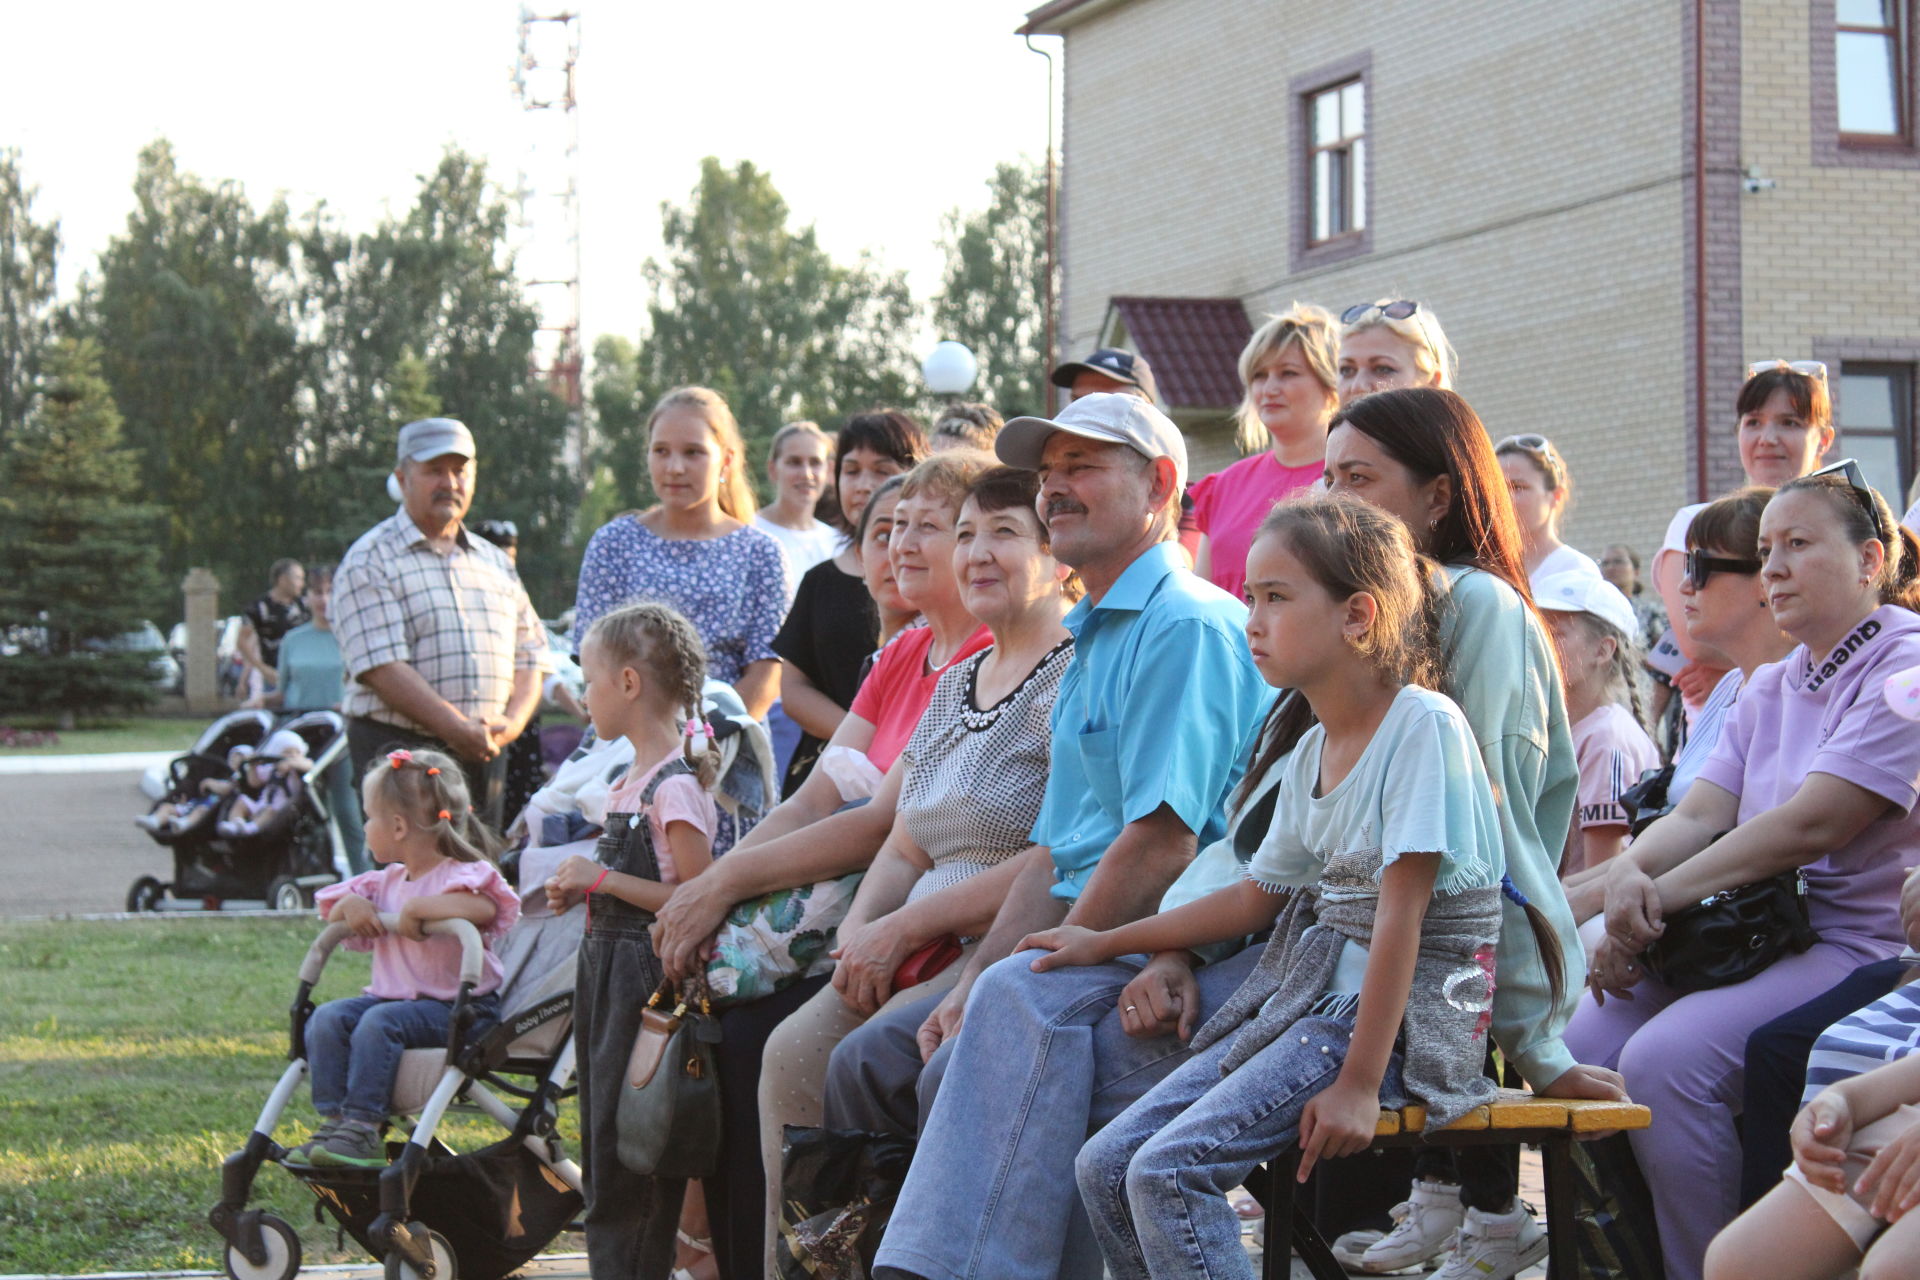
[210,909,584,1280]
[129,709,352,912]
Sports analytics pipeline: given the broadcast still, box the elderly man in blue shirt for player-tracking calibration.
[813,394,1271,1261]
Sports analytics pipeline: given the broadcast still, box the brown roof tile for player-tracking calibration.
[1109,296,1252,411]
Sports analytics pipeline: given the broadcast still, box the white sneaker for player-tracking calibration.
[1331,1229,1385,1270]
[1430,1204,1547,1280]
[1355,1179,1467,1272]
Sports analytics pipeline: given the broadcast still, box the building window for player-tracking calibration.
[1308,79,1366,244]
[1837,1,1910,137]
[1838,362,1916,501]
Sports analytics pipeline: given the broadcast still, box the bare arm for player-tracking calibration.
[358,661,495,762]
[734,658,781,722]
[731,712,879,851]
[1192,535,1213,588]
[1654,772,1894,910]
[1061,802,1197,930]
[1024,877,1282,971]
[236,619,271,678]
[495,666,542,743]
[779,663,848,739]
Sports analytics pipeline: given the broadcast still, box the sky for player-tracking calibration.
[2,0,1056,360]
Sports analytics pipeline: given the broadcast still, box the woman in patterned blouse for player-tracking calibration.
[572,386,788,718]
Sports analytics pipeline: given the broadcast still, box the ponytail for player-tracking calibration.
[1500,875,1567,1012]
[365,748,503,864]
[1887,524,1920,614]
[682,704,722,791]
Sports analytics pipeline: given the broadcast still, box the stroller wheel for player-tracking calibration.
[222,1212,299,1280]
[266,876,307,912]
[383,1228,455,1280]
[126,876,166,913]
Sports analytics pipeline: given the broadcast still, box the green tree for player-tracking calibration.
[631,157,919,492]
[0,149,60,448]
[587,334,647,513]
[90,140,304,599]
[0,338,166,725]
[932,160,1051,419]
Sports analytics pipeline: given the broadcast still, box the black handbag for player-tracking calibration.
[1618,764,1676,838]
[615,978,722,1178]
[1638,870,1818,994]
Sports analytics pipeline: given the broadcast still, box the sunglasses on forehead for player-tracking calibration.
[1684,548,1762,588]
[1745,359,1829,383]
[1340,300,1421,325]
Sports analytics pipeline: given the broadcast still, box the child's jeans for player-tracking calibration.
[308,993,501,1125]
[1076,1007,1405,1280]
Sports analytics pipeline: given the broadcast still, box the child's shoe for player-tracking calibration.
[1430,1203,1547,1280]
[1356,1178,1468,1272]
[310,1120,386,1169]
[281,1118,343,1165]
[133,812,168,833]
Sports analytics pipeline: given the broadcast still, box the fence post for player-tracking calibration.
[182,568,220,713]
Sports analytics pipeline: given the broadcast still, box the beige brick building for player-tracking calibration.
[1020,0,1920,556]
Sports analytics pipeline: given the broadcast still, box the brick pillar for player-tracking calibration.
[181,569,220,713]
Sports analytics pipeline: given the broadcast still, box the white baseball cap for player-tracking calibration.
[995,392,1188,491]
[397,417,475,465]
[1535,570,1639,639]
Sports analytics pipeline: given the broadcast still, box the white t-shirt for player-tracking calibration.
[1529,543,1603,595]
[1903,497,1920,536]
[1661,503,1709,556]
[751,513,842,602]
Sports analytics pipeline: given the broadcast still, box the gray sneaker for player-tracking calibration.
[282,1118,343,1165]
[310,1121,386,1169]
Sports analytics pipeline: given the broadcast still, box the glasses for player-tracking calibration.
[1806,456,1884,526]
[1495,432,1566,475]
[1684,548,1762,588]
[1745,360,1829,383]
[1341,300,1420,325]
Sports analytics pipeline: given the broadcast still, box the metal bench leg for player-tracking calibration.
[1256,1151,1346,1280]
[1542,1136,1577,1280]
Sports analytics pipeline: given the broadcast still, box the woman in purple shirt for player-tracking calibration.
[1567,467,1920,1280]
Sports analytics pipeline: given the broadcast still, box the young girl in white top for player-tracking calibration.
[542,602,723,1279]
[1534,571,1661,878]
[752,421,840,603]
[1496,433,1603,589]
[297,749,519,1168]
[1020,494,1565,1280]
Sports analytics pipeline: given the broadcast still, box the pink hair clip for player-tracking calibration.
[684,717,715,740]
[386,749,413,768]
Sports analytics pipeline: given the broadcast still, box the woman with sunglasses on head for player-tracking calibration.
[1651,362,1836,725]
[1187,304,1341,598]
[1495,434,1603,590]
[1568,464,1920,1280]
[1336,298,1457,404]
[1321,387,1622,1280]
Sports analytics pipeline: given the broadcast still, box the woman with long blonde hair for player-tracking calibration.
[573,385,787,718]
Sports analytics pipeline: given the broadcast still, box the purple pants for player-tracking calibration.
[1563,935,1888,1280]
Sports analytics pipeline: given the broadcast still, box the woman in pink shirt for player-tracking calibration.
[1567,466,1920,1280]
[1189,304,1339,598]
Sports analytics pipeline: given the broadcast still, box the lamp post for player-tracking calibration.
[921,340,979,401]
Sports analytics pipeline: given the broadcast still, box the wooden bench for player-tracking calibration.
[1256,1089,1652,1279]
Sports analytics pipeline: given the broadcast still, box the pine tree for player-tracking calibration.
[0,338,166,725]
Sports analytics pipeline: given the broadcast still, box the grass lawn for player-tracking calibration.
[0,916,580,1274]
[0,715,201,756]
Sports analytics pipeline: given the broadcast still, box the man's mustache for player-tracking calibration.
[1044,497,1087,520]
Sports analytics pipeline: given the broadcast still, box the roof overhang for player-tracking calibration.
[1017,0,1136,36]
[1101,296,1252,412]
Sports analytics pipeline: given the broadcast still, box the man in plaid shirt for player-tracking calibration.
[331,417,547,828]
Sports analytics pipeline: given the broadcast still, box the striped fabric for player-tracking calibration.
[1802,971,1920,1103]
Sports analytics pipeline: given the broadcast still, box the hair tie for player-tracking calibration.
[387,749,413,768]
[685,717,715,740]
[426,766,440,776]
[438,809,451,821]
[1500,873,1530,908]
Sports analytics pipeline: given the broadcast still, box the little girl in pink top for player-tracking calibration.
[295,747,519,1169]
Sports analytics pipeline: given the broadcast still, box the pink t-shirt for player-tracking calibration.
[1696,605,1920,945]
[1188,452,1324,600]
[848,624,994,772]
[1563,703,1661,875]
[315,859,521,999]
[603,752,719,886]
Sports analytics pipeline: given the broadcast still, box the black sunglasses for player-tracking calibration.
[1685,548,1762,588]
[1340,300,1420,325]
[1805,457,1886,527]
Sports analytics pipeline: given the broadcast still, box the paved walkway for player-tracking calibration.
[2,767,167,917]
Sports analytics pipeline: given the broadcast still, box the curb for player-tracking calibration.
[0,751,175,776]
[3,909,313,925]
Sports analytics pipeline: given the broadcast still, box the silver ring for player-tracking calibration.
[1125,1005,1137,1013]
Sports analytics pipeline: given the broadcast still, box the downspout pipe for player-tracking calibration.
[1026,33,1058,415]
[1693,0,1709,503]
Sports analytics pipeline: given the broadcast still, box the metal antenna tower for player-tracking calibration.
[511,7,583,470]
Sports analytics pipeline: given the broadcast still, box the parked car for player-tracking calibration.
[87,621,180,692]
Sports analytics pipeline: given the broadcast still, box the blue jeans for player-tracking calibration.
[1076,1008,1404,1280]
[873,947,1258,1280]
[307,993,499,1124]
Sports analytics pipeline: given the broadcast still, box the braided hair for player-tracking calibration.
[362,748,504,863]
[585,602,723,789]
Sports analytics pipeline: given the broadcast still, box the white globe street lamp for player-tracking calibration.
[922,340,979,397]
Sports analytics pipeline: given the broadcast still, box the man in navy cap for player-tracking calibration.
[1051,347,1158,403]
[331,418,547,827]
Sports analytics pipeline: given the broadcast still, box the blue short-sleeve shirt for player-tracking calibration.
[1034,542,1273,900]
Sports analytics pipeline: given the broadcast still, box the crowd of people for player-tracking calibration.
[270,297,1920,1280]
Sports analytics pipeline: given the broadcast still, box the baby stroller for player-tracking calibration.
[210,908,585,1280]
[129,709,352,912]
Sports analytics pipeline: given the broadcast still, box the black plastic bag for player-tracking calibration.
[775,1125,916,1280]
[1548,1133,1666,1280]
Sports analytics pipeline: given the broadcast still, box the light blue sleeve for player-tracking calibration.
[1375,699,1503,894]
[1113,615,1268,841]
[1246,735,1321,889]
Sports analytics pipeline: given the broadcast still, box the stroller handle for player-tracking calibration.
[298,914,485,988]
